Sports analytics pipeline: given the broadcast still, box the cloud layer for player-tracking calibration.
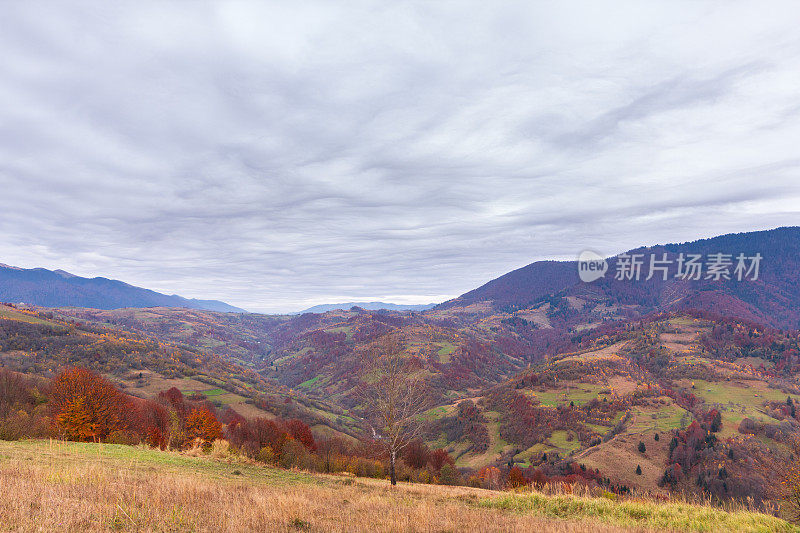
[1,1,800,312]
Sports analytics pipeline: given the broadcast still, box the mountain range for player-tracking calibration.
[297,302,436,314]
[0,264,246,313]
[7,226,797,326]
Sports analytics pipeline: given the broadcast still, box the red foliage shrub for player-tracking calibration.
[286,419,317,451]
[506,466,527,488]
[403,439,431,470]
[430,448,455,472]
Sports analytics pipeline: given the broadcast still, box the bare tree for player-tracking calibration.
[358,333,428,486]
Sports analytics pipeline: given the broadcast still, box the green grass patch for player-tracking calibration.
[532,383,607,407]
[668,316,704,327]
[434,342,457,363]
[455,411,512,469]
[299,375,322,388]
[199,388,226,397]
[513,442,560,465]
[627,403,688,433]
[548,430,581,454]
[214,393,248,405]
[688,379,800,423]
[677,379,800,440]
[419,405,453,421]
[324,326,353,340]
[480,492,798,532]
[585,423,611,435]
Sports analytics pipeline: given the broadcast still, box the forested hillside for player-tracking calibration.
[0,304,355,438]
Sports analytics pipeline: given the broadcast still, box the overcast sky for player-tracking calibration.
[1,2,800,313]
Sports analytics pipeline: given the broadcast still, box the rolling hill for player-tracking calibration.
[4,439,792,532]
[0,264,246,312]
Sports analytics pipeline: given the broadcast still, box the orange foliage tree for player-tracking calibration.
[186,407,222,444]
[477,466,502,490]
[49,367,127,442]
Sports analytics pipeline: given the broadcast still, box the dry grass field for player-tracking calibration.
[0,440,796,532]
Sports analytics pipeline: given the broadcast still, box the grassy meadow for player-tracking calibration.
[0,439,796,532]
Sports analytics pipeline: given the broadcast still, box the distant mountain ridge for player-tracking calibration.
[298,301,436,314]
[0,264,246,313]
[437,226,800,329]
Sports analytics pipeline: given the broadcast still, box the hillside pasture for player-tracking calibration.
[434,341,457,363]
[0,306,65,328]
[677,378,800,438]
[577,398,687,493]
[116,369,277,420]
[577,431,670,495]
[453,411,513,470]
[558,342,628,364]
[529,383,610,408]
[0,439,792,532]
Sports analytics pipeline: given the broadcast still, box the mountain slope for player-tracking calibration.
[0,264,245,312]
[435,227,800,329]
[439,260,578,312]
[54,306,535,411]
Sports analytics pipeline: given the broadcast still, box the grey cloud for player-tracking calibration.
[553,62,770,149]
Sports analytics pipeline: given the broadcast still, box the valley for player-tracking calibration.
[4,228,800,527]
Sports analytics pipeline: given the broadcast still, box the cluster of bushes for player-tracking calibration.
[761,396,800,427]
[0,369,51,440]
[700,321,791,364]
[465,461,629,494]
[23,366,228,447]
[660,411,722,489]
[396,439,461,485]
[486,387,640,451]
[0,366,468,486]
[738,416,798,443]
[222,410,384,477]
[427,400,489,453]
